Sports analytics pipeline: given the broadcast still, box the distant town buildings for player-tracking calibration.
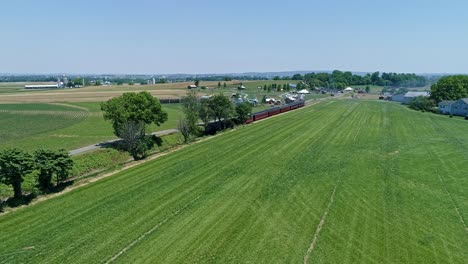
[147,77,157,85]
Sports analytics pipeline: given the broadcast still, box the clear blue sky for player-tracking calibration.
[1,0,467,74]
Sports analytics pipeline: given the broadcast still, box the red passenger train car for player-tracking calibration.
[248,100,305,123]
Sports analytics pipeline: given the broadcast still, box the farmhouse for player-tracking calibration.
[438,100,455,114]
[187,84,197,89]
[25,84,60,89]
[392,91,429,104]
[450,98,468,117]
[344,87,354,92]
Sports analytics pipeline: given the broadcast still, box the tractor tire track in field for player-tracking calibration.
[303,179,341,264]
[105,195,202,264]
[406,114,468,233]
[303,100,362,264]
[424,146,467,233]
[49,102,89,111]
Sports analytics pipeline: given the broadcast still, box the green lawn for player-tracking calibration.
[0,100,466,263]
[0,102,181,151]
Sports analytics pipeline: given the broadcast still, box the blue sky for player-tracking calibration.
[1,0,467,74]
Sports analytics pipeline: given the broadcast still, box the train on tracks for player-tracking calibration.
[245,100,305,124]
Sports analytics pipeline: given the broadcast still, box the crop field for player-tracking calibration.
[0,100,467,263]
[0,80,298,103]
[0,102,182,150]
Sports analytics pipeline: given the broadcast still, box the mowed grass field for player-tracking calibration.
[0,100,467,263]
[0,102,182,150]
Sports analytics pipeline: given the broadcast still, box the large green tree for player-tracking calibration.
[181,90,200,142]
[35,149,74,191]
[198,99,211,132]
[235,102,253,123]
[430,75,468,103]
[101,91,168,159]
[207,94,233,129]
[0,149,34,199]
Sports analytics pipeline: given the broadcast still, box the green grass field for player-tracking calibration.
[0,102,182,150]
[0,100,466,263]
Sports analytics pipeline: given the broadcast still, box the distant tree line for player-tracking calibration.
[289,70,427,89]
[0,76,58,83]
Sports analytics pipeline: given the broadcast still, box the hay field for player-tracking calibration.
[0,100,466,263]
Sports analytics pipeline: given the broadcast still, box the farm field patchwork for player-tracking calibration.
[0,80,298,103]
[0,100,466,263]
[0,102,182,150]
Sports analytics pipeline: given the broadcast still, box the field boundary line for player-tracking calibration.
[105,195,202,263]
[303,179,341,264]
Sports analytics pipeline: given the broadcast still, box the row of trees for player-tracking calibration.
[272,74,304,81]
[100,91,250,160]
[294,70,426,89]
[179,91,252,142]
[0,149,73,200]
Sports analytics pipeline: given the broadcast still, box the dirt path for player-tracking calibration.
[105,195,202,263]
[303,179,340,264]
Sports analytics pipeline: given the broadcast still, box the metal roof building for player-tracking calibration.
[24,84,60,89]
[392,91,429,104]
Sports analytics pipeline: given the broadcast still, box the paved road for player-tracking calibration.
[69,129,179,156]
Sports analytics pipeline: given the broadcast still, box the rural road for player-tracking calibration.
[69,129,179,156]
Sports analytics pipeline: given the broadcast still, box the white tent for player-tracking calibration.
[297,89,311,94]
[344,87,353,92]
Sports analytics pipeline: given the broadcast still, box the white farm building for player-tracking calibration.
[439,98,468,117]
[392,91,430,104]
[24,84,60,89]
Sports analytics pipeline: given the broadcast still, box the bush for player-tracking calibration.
[71,149,129,177]
[408,96,435,112]
[465,116,468,120]
[449,115,453,118]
